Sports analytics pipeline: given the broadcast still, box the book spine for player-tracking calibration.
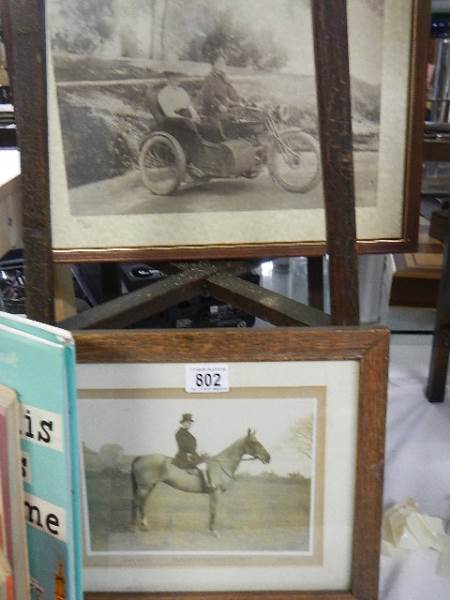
[64,344,83,600]
[6,574,13,600]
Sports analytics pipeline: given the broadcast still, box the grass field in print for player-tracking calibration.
[85,470,311,552]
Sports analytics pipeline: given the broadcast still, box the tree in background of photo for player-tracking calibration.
[49,0,292,68]
[49,0,117,55]
[183,7,288,71]
[288,414,314,462]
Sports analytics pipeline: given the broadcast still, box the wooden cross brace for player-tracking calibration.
[59,261,331,331]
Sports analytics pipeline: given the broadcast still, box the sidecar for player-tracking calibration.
[139,97,264,195]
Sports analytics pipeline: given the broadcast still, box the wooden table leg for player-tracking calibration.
[426,236,450,402]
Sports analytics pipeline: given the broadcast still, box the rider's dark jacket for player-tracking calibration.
[199,70,240,117]
[172,427,203,468]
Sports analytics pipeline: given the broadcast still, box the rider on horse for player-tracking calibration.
[172,413,216,491]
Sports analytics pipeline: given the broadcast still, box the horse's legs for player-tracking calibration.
[208,490,221,537]
[131,494,138,530]
[131,485,144,531]
[132,485,155,531]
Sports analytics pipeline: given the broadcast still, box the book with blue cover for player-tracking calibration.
[0,384,30,600]
[0,311,82,600]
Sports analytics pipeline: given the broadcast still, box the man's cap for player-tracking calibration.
[202,42,227,65]
[180,413,194,424]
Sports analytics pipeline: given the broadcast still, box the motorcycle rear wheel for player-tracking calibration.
[268,129,320,193]
[139,133,186,195]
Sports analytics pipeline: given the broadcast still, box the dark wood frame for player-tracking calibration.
[3,0,428,265]
[75,326,390,600]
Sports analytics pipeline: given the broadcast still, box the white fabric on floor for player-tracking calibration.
[380,335,450,599]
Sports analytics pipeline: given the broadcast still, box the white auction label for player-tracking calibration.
[185,364,229,393]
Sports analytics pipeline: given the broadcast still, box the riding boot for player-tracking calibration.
[207,471,217,491]
[201,471,216,492]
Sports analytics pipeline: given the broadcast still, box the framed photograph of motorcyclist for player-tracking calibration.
[74,326,389,600]
[6,0,426,261]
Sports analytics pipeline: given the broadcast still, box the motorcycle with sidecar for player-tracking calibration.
[139,99,321,196]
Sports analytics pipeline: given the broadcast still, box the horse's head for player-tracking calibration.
[243,429,271,464]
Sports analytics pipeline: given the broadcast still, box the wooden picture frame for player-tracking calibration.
[3,0,428,265]
[75,326,389,600]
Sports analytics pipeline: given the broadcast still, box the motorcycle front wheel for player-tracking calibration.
[268,129,320,193]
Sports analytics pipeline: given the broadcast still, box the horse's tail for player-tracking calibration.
[131,456,141,496]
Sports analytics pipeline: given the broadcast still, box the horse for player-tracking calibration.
[131,429,271,536]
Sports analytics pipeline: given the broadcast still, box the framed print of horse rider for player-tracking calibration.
[74,327,389,599]
[5,0,426,262]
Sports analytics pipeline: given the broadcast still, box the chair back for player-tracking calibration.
[147,88,166,126]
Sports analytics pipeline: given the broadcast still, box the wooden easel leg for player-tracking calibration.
[59,264,221,330]
[312,0,360,325]
[205,271,331,327]
[11,0,54,323]
[427,237,450,402]
[426,330,450,403]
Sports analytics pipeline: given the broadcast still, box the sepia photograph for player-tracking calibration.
[48,0,384,216]
[45,0,416,256]
[74,334,372,594]
[79,390,324,560]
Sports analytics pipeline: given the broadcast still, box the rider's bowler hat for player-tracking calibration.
[180,413,194,424]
